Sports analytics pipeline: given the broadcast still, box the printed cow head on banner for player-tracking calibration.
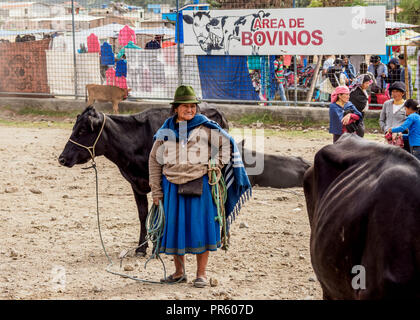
[183,10,270,55]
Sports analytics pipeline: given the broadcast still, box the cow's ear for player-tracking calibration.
[209,18,219,26]
[183,15,193,24]
[88,115,101,132]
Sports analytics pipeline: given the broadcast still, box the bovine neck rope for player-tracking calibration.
[83,162,185,285]
[69,113,185,284]
[69,113,107,162]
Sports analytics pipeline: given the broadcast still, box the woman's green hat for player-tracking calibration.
[171,85,200,104]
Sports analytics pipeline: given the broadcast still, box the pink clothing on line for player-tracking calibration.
[106,67,116,86]
[87,33,100,53]
[118,25,136,47]
[115,76,127,89]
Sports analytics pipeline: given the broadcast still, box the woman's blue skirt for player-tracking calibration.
[159,174,221,255]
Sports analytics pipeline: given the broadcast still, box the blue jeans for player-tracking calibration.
[270,81,287,101]
[411,146,420,161]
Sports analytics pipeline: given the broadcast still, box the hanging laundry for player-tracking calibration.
[100,42,114,66]
[118,25,136,47]
[115,76,127,89]
[117,41,141,59]
[116,59,127,77]
[106,67,116,86]
[87,33,100,53]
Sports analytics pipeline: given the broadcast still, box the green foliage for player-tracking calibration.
[308,0,366,7]
[308,0,323,7]
[397,0,420,26]
[343,0,367,6]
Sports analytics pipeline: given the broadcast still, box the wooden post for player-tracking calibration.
[404,45,410,98]
[306,55,323,105]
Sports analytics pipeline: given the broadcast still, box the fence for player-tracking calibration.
[0,0,419,108]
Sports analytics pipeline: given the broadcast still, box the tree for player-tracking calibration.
[212,0,294,9]
[308,0,366,6]
[397,0,420,26]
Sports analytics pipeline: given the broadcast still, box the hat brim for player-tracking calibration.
[170,99,200,105]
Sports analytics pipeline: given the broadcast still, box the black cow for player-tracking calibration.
[239,141,310,188]
[58,105,228,256]
[304,133,420,299]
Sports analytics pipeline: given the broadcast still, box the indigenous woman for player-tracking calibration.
[148,85,251,288]
[329,86,363,143]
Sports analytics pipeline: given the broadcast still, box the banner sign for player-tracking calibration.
[183,6,385,55]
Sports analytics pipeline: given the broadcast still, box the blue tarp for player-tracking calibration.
[197,56,259,101]
[175,12,183,43]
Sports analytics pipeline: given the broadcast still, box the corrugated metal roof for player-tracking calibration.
[0,29,55,37]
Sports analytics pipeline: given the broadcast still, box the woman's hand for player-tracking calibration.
[387,128,393,134]
[341,114,352,125]
[153,197,163,206]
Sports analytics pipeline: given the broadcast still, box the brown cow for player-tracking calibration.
[85,84,131,114]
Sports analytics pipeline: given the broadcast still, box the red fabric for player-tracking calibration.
[350,114,360,121]
[368,92,390,109]
[0,39,50,93]
[385,132,404,148]
[106,67,116,86]
[87,33,100,53]
[162,41,176,48]
[118,25,136,47]
[386,28,401,53]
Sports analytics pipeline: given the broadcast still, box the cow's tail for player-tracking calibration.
[85,85,87,102]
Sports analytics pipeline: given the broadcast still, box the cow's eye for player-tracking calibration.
[78,129,86,136]
[194,23,198,27]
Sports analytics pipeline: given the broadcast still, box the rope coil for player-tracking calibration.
[208,160,229,251]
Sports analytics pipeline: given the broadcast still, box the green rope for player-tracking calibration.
[87,162,185,285]
[208,160,229,250]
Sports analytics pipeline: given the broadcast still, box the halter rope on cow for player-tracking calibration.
[67,113,185,285]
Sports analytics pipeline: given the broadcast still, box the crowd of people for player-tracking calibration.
[319,54,413,104]
[329,79,420,161]
[269,54,414,105]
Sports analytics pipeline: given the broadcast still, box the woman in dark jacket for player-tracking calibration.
[385,58,401,86]
[349,75,372,137]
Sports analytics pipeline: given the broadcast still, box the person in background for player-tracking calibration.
[341,55,356,80]
[358,62,376,85]
[398,54,413,98]
[329,86,363,143]
[320,55,335,102]
[379,81,409,151]
[385,58,401,86]
[368,55,387,92]
[322,55,335,78]
[349,75,372,137]
[320,59,348,102]
[270,55,287,102]
[388,99,420,160]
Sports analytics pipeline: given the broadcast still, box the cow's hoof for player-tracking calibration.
[135,250,147,257]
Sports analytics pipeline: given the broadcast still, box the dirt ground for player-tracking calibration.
[0,114,383,300]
